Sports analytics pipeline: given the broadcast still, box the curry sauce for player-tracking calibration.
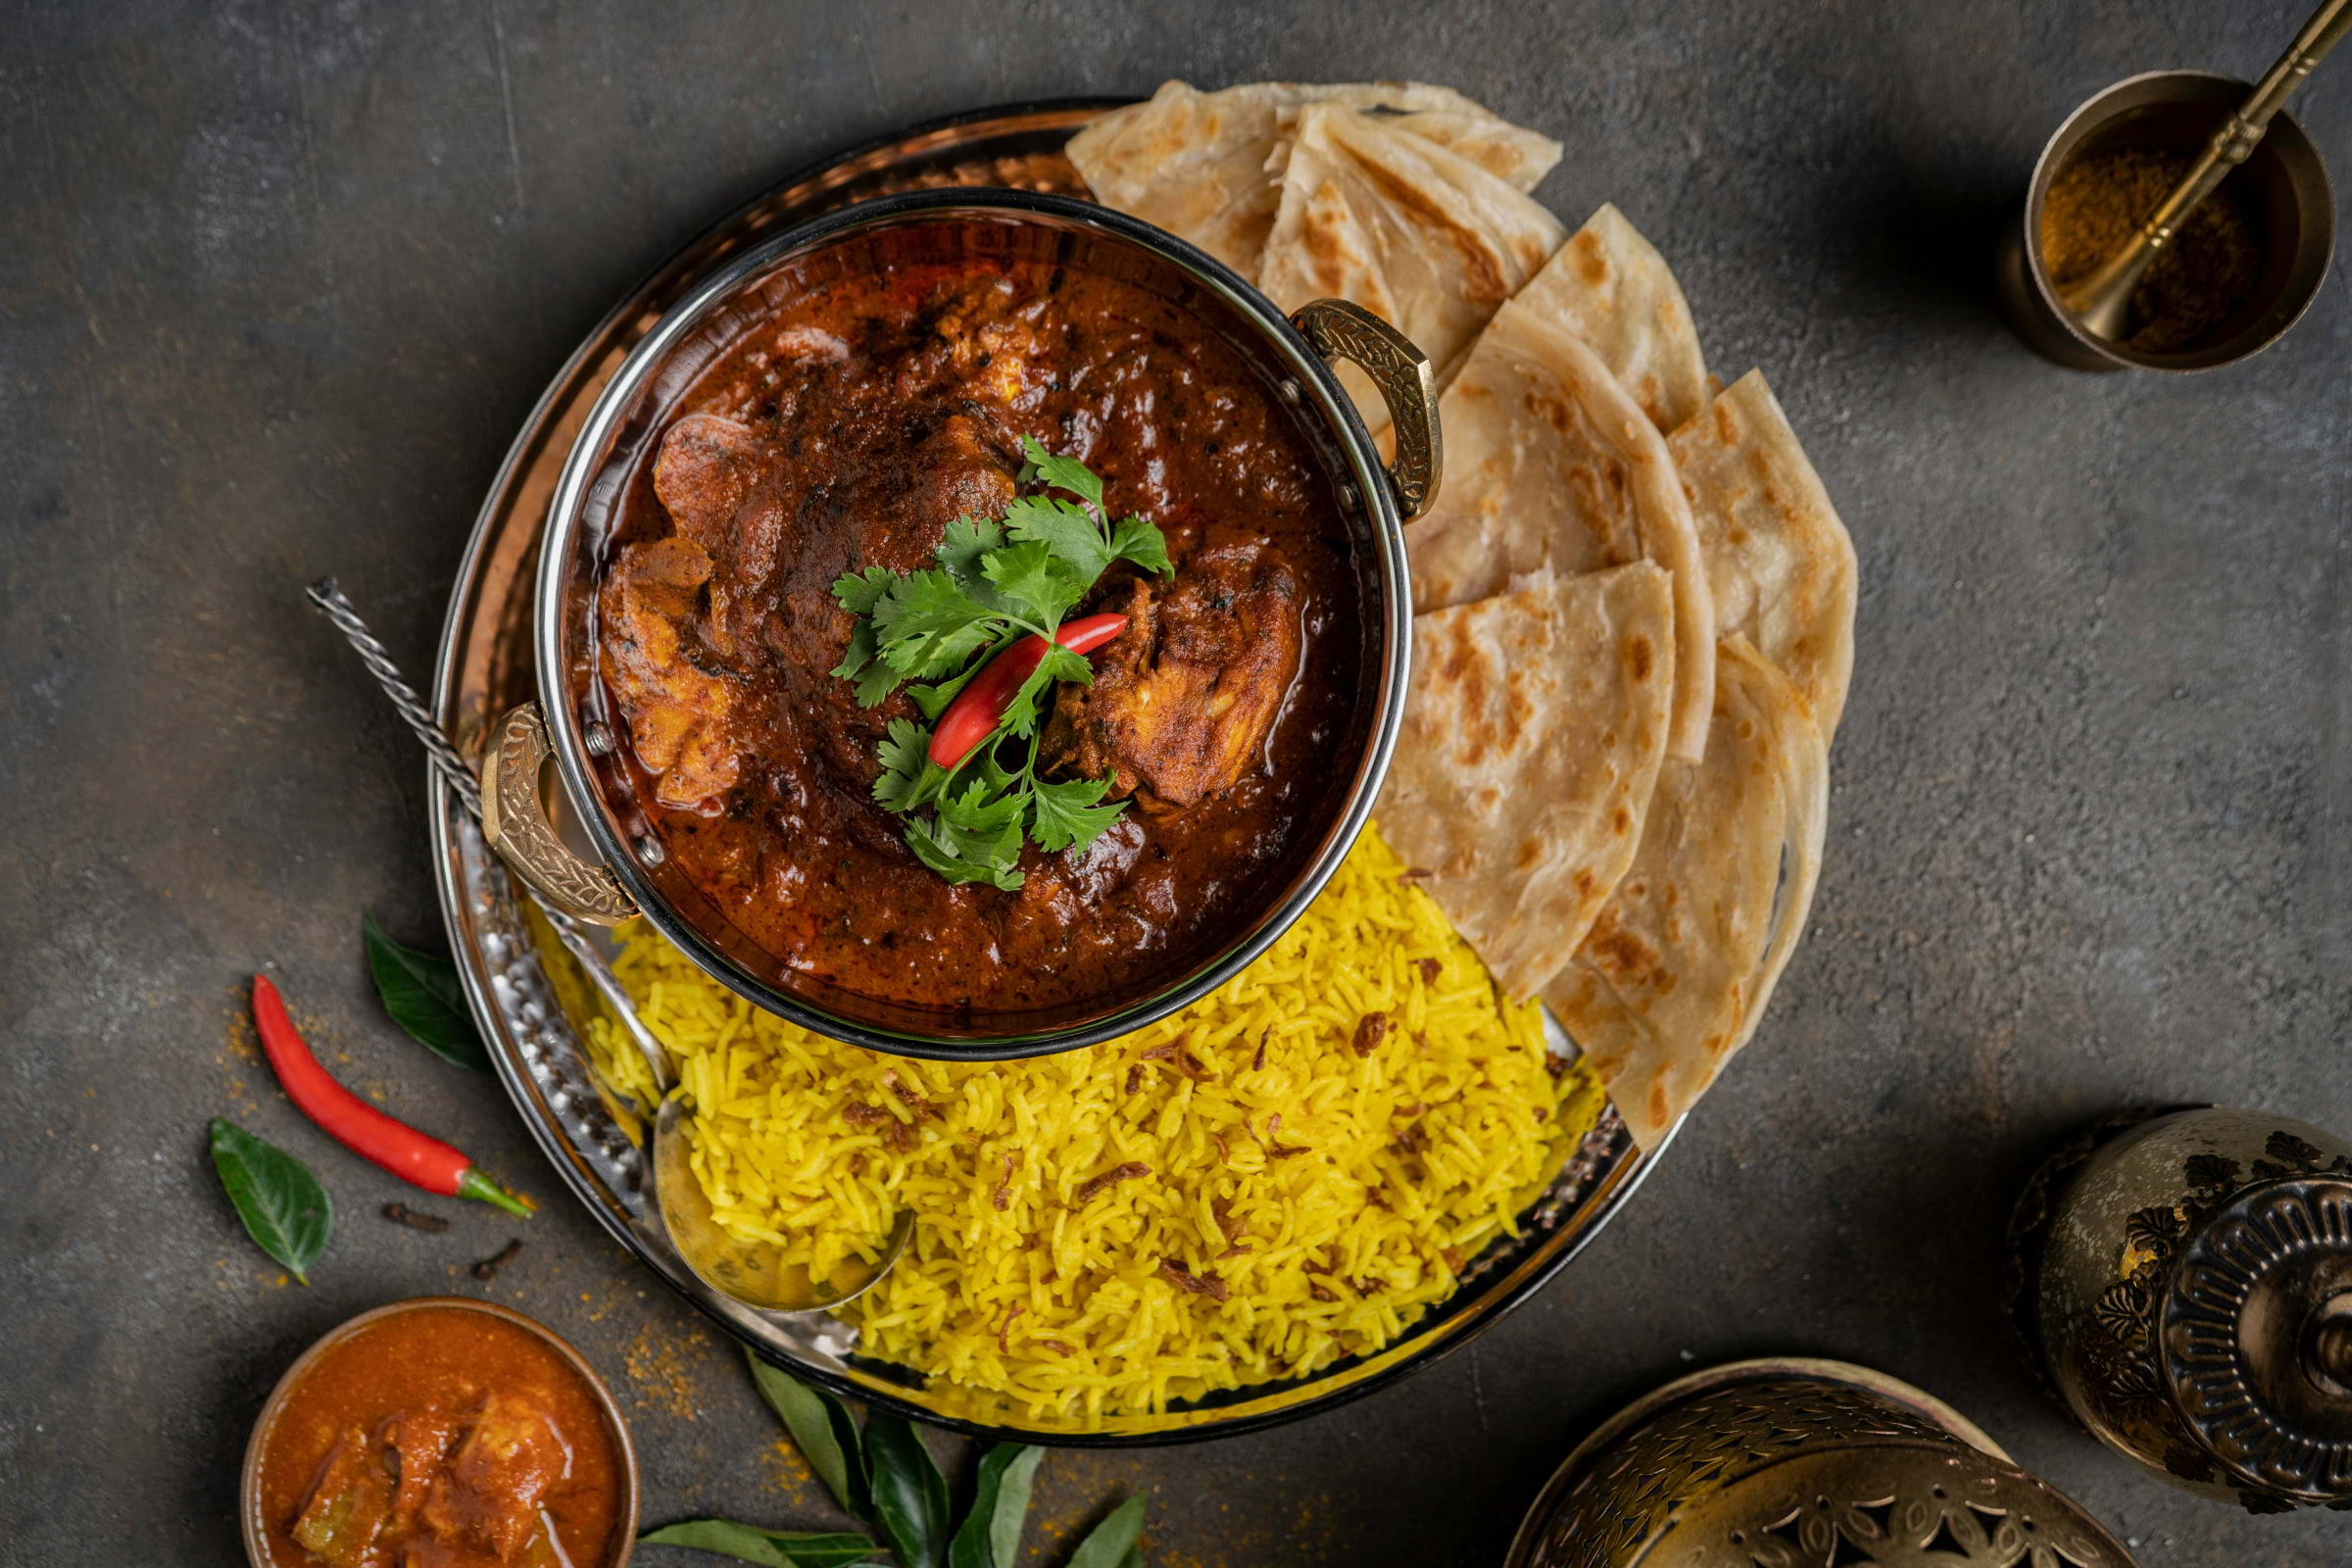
[251,1305,623,1568]
[584,219,1376,1021]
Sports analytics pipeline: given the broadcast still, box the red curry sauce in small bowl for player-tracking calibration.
[242,1298,637,1568]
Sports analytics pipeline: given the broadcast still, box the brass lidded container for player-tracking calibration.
[1506,1358,2137,1568]
[2006,1104,2352,1513]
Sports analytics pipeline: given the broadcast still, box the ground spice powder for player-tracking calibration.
[2039,146,2262,354]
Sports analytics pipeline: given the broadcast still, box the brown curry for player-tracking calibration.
[252,1305,623,1568]
[586,219,1374,1019]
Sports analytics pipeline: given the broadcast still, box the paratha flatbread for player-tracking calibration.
[1510,204,1708,434]
[1257,104,1566,431]
[1068,80,1561,278]
[1668,370,1858,737]
[1544,636,1828,1150]
[1375,562,1675,1000]
[1403,305,1716,760]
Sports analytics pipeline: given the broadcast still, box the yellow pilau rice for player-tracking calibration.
[576,824,1602,1420]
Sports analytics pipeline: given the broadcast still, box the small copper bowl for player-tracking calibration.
[1995,70,2335,372]
[239,1297,640,1568]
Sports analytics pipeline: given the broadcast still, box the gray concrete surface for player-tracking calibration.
[4,2,2349,1563]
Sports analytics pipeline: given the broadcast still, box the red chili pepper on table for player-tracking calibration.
[928,612,1130,770]
[250,974,534,1217]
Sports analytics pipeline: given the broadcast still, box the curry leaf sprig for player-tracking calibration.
[641,1353,1147,1568]
[830,438,1170,892]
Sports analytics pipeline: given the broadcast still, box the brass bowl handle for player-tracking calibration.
[479,703,638,925]
[1291,298,1444,521]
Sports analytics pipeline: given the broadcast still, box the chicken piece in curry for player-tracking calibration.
[1041,544,1304,809]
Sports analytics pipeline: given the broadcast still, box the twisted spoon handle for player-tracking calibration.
[303,577,674,1095]
[306,578,485,818]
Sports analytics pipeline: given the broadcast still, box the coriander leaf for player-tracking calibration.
[1028,776,1127,856]
[873,719,948,815]
[935,514,1006,585]
[859,1412,952,1568]
[1002,493,1111,584]
[833,565,901,616]
[637,1520,879,1568]
[935,778,1025,838]
[362,912,489,1072]
[872,570,1004,680]
[830,616,880,683]
[999,644,1091,741]
[947,1445,1045,1568]
[1017,435,1104,512]
[978,541,1088,632]
[1106,514,1174,579]
[209,1118,332,1283]
[1064,1494,1149,1568]
[853,660,905,710]
[745,1353,865,1519]
[905,812,1025,891]
[909,625,1027,721]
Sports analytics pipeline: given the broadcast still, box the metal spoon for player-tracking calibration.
[305,578,909,1311]
[2059,0,2351,341]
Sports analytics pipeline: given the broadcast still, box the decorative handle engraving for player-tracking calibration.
[479,703,638,925]
[1292,298,1444,521]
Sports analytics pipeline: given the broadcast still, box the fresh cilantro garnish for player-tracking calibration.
[830,438,1172,889]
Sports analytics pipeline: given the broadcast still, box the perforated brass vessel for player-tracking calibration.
[1507,1359,2135,1568]
[2006,1105,2352,1513]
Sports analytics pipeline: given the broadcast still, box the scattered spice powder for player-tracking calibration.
[2039,145,2261,354]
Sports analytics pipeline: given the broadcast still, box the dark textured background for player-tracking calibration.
[4,2,2349,1563]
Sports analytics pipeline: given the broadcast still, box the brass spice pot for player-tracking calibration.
[2005,1104,2352,1513]
[1506,1358,2136,1568]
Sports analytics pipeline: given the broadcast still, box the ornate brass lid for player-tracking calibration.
[2010,1106,2352,1512]
[1507,1359,2135,1568]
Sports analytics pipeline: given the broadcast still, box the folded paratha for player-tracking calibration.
[1544,636,1828,1150]
[1510,204,1708,434]
[1257,104,1566,431]
[1068,80,1561,278]
[1402,303,1716,760]
[1668,371,1858,737]
[1375,562,1675,1001]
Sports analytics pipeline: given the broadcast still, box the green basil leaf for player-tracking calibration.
[1063,1494,1148,1568]
[638,1520,878,1567]
[947,1445,1045,1568]
[363,911,490,1072]
[1028,776,1126,857]
[1016,436,1104,513]
[1106,515,1173,579]
[746,1353,866,1519]
[1001,493,1111,584]
[209,1118,332,1283]
[859,1411,952,1568]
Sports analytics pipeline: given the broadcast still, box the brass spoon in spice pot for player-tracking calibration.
[305,579,911,1313]
[2059,0,2352,341]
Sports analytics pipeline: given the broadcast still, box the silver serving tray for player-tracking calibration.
[429,100,1674,1444]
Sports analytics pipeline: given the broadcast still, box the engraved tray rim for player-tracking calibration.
[427,97,1678,1446]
